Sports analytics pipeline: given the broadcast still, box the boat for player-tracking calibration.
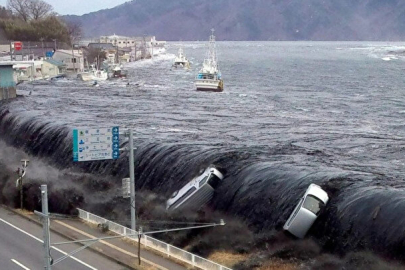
[195,29,224,92]
[77,64,108,81]
[110,65,127,78]
[172,47,190,69]
[166,167,224,211]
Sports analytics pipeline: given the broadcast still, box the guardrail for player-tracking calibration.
[77,208,232,270]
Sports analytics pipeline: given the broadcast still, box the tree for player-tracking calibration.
[65,20,82,44]
[0,6,13,19]
[29,0,53,20]
[7,0,53,21]
[85,47,107,68]
[7,0,30,21]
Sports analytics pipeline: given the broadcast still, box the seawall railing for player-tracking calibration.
[77,208,232,270]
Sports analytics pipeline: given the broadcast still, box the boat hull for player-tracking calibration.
[195,79,224,92]
[78,72,108,81]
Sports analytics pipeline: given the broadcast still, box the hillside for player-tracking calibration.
[63,0,405,41]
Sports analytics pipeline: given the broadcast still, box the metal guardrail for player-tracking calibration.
[77,208,232,270]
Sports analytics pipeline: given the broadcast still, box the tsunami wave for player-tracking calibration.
[1,105,405,260]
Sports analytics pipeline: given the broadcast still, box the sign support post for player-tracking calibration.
[36,185,52,270]
[129,129,136,231]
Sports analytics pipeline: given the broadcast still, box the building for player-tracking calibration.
[100,34,142,48]
[13,61,43,82]
[52,49,84,72]
[42,59,66,78]
[99,34,166,48]
[0,63,16,100]
[88,43,117,64]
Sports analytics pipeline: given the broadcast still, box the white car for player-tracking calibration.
[283,183,329,238]
[166,167,224,211]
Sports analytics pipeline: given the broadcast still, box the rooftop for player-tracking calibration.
[88,43,116,50]
[44,58,66,67]
[54,49,83,56]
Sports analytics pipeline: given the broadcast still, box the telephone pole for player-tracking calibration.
[40,38,45,58]
[16,159,29,210]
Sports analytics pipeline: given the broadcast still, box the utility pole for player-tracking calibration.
[72,38,76,73]
[41,185,52,270]
[53,39,57,51]
[40,38,45,58]
[16,159,29,210]
[129,129,136,231]
[138,227,142,265]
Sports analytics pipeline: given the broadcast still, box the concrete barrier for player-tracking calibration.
[0,87,16,100]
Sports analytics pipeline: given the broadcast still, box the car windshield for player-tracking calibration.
[303,195,324,215]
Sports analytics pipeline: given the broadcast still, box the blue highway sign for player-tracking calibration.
[73,127,120,162]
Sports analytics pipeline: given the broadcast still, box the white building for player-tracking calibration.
[41,59,66,78]
[13,61,43,82]
[52,49,84,72]
[99,34,165,48]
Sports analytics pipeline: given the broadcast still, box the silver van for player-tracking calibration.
[283,184,329,238]
[166,167,224,211]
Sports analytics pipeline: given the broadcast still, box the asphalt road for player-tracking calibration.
[0,207,129,270]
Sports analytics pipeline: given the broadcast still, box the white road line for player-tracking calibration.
[11,259,30,270]
[0,218,97,270]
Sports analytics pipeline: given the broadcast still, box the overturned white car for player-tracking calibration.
[166,167,224,211]
[283,183,329,238]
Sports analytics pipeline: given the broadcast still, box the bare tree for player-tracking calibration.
[29,0,53,20]
[0,6,13,19]
[65,20,82,43]
[7,0,53,21]
[7,0,30,21]
[85,47,106,68]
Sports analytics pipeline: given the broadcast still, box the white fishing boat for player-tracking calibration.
[172,47,190,69]
[195,29,224,92]
[77,65,108,81]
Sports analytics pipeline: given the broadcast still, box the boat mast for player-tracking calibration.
[208,28,217,68]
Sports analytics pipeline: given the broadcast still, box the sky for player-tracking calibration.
[0,0,129,15]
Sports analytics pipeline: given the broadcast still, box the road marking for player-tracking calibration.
[55,220,169,270]
[0,218,97,270]
[11,259,30,270]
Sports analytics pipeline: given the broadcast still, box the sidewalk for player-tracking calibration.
[11,208,188,270]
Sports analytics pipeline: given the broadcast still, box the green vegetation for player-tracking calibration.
[0,16,71,43]
[0,0,80,44]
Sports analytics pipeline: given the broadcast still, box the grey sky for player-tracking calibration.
[0,0,129,15]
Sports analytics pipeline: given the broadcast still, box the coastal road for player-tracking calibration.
[0,207,129,270]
